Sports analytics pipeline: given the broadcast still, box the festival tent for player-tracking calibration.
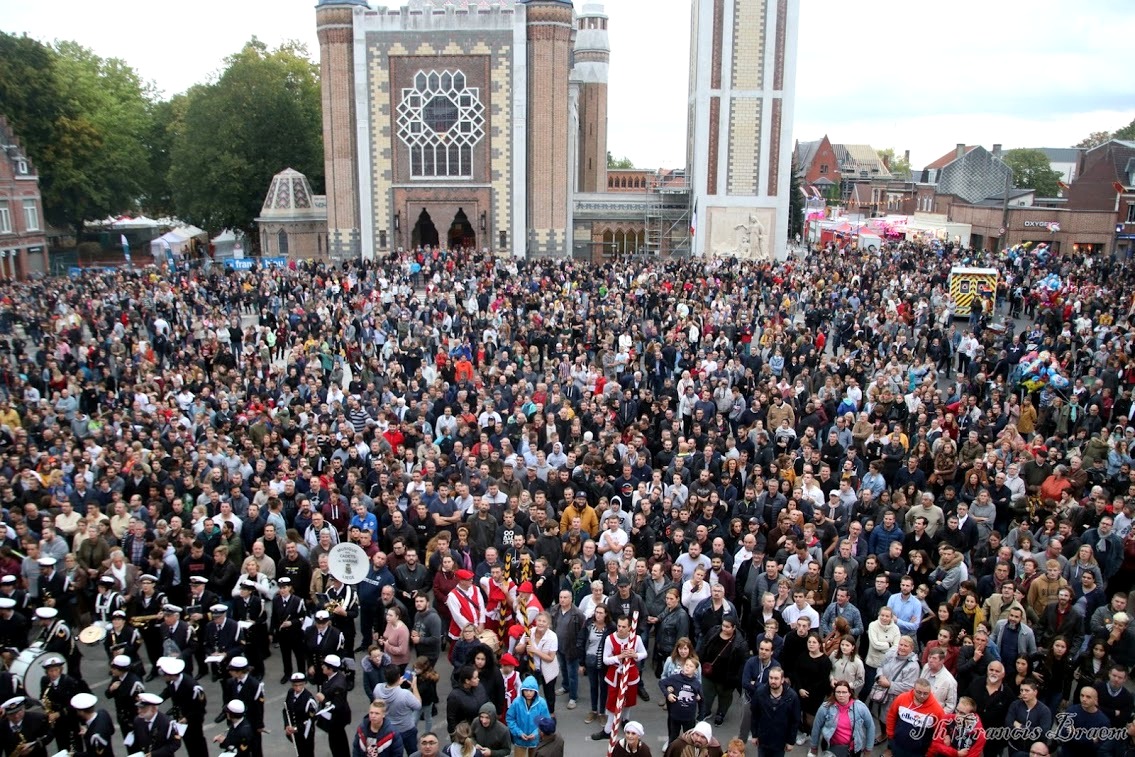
[211,229,239,258]
[110,215,160,229]
[150,228,193,258]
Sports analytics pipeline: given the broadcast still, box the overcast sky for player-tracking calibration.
[4,0,1134,170]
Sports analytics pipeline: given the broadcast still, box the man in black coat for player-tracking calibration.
[70,693,115,757]
[283,674,318,757]
[271,578,309,684]
[130,693,182,757]
[215,700,258,757]
[159,657,207,757]
[303,611,344,685]
[315,655,351,757]
[39,655,82,751]
[0,696,52,757]
[105,655,144,739]
[202,604,243,680]
[216,657,264,738]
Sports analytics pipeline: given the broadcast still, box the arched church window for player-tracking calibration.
[398,69,485,179]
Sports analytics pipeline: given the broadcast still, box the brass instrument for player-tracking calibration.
[130,613,163,628]
[323,600,340,614]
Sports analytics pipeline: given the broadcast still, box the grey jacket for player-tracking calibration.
[992,618,1038,658]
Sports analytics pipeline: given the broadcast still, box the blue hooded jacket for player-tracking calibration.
[505,676,550,748]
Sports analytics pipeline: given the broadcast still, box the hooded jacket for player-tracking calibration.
[471,703,511,757]
[505,676,550,749]
[373,681,422,733]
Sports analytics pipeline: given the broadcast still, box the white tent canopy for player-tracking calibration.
[110,215,160,229]
[175,225,207,239]
[150,228,192,258]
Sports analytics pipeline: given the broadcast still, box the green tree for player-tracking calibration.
[168,39,323,239]
[606,150,634,169]
[1116,118,1135,141]
[1003,148,1062,198]
[139,96,181,218]
[0,34,155,231]
[1076,131,1111,149]
[878,147,911,179]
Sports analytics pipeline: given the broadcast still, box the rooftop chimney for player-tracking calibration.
[992,143,1002,159]
[956,143,966,161]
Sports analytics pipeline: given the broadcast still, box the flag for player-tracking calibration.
[120,234,131,264]
[1057,180,1070,191]
[689,201,697,238]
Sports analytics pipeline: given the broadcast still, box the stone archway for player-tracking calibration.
[447,207,476,251]
[412,208,439,249]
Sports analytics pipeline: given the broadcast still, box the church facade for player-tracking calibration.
[259,0,798,261]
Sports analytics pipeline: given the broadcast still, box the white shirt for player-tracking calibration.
[781,602,820,630]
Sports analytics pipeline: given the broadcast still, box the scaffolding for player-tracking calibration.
[643,173,691,257]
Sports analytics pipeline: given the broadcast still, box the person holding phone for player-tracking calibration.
[373,665,423,755]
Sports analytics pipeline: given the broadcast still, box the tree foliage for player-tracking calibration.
[1076,131,1111,149]
[0,33,155,231]
[1003,148,1062,198]
[1116,118,1135,141]
[878,147,911,180]
[168,39,323,238]
[607,151,634,169]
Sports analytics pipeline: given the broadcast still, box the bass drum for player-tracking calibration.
[10,642,50,700]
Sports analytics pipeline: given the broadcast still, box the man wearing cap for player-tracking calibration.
[446,569,486,646]
[232,580,268,679]
[40,655,81,750]
[663,721,722,757]
[104,610,143,673]
[0,597,30,651]
[132,575,169,679]
[215,700,257,757]
[36,557,65,611]
[160,656,207,757]
[218,656,265,740]
[202,604,242,680]
[131,693,181,757]
[93,576,125,627]
[33,607,79,680]
[271,577,309,684]
[0,576,29,615]
[303,611,344,685]
[159,604,195,679]
[533,715,563,757]
[70,692,114,757]
[324,574,360,654]
[0,696,51,757]
[105,654,144,739]
[283,674,318,757]
[315,654,351,757]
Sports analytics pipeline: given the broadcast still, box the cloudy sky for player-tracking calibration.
[4,0,1134,170]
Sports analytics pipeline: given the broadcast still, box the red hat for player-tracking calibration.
[518,581,534,593]
[500,653,519,667]
[456,569,474,581]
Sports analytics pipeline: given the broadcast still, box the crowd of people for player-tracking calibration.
[0,238,1131,757]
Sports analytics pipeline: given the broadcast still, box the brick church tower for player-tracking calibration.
[525,0,574,257]
[316,0,367,259]
[571,3,608,194]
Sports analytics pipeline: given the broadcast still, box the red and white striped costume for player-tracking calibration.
[480,575,516,632]
[445,583,486,640]
[602,631,647,711]
[501,669,520,710]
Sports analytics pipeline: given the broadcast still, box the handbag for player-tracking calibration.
[701,637,732,677]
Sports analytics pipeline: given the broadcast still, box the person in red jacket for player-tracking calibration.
[887,679,946,757]
[928,696,986,757]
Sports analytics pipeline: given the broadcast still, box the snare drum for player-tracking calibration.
[10,642,51,699]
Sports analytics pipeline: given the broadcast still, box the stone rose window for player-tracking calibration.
[397,70,485,179]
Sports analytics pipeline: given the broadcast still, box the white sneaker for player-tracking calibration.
[567,699,577,710]
[795,733,808,745]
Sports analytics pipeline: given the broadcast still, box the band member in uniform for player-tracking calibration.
[202,604,242,681]
[214,701,256,757]
[36,558,65,611]
[0,579,28,614]
[33,608,80,679]
[131,575,168,679]
[0,599,29,651]
[93,577,125,627]
[70,692,115,757]
[282,673,317,757]
[480,565,516,638]
[314,655,350,757]
[159,657,207,757]
[231,581,267,679]
[271,578,308,684]
[445,570,485,654]
[303,611,343,685]
[323,575,358,658]
[105,655,143,739]
[0,653,22,706]
[159,605,195,679]
[216,657,264,745]
[129,693,181,757]
[104,610,144,674]
[39,655,81,752]
[0,696,51,757]
[183,578,218,675]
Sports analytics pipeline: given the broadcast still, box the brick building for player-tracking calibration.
[0,116,47,278]
[1066,139,1135,258]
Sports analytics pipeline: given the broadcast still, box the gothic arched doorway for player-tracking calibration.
[412,208,439,249]
[447,208,476,251]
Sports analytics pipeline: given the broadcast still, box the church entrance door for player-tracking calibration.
[412,208,439,249]
[446,208,476,251]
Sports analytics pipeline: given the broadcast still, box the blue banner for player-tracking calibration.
[221,256,287,271]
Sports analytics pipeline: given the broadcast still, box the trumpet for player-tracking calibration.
[324,600,340,613]
[130,613,163,628]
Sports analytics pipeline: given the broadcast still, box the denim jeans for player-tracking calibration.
[558,653,580,700]
[585,660,608,713]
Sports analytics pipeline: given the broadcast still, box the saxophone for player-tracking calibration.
[130,613,163,628]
